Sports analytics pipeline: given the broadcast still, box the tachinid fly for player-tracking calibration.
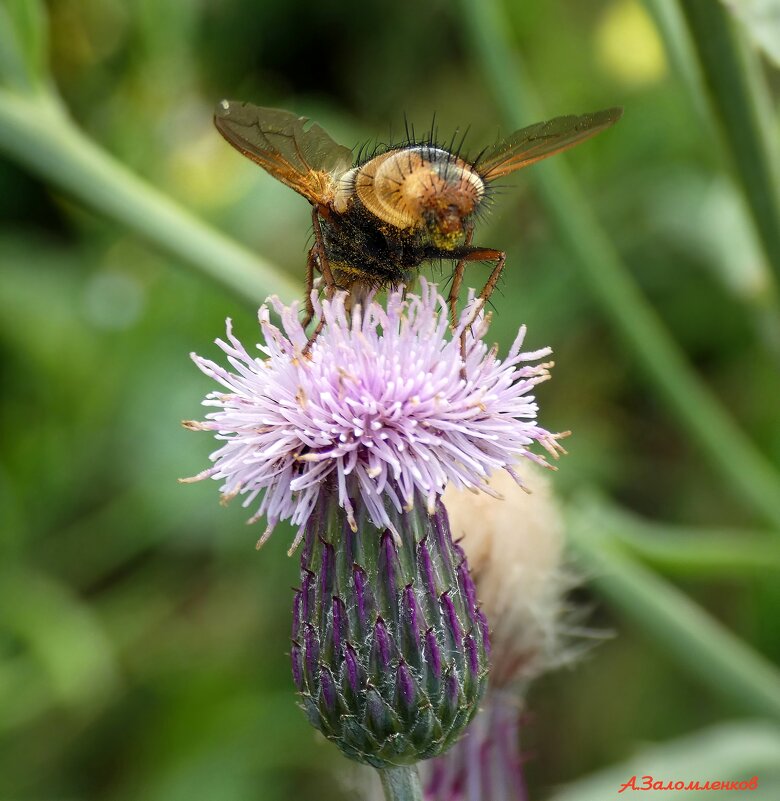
[214,100,622,343]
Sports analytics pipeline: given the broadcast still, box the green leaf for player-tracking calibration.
[593,500,780,576]
[0,92,300,304]
[567,502,780,721]
[722,0,780,68]
[680,0,780,295]
[0,0,49,94]
[550,721,780,801]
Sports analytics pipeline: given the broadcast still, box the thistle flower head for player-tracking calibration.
[183,280,562,552]
[293,480,489,767]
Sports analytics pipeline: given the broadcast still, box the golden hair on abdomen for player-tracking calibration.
[354,146,485,229]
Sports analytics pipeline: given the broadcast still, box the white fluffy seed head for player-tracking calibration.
[444,463,571,688]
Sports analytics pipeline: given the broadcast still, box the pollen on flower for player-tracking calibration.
[183,280,563,550]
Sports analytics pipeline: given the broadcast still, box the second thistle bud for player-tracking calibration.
[291,477,489,768]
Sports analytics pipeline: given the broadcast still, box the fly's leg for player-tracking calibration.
[473,248,506,313]
[303,205,338,356]
[459,247,506,327]
[456,247,506,369]
[301,247,316,329]
[448,227,474,330]
[304,311,328,355]
[311,205,338,296]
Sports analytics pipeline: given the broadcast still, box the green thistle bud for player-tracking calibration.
[291,476,489,768]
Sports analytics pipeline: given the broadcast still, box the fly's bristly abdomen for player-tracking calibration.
[352,146,486,248]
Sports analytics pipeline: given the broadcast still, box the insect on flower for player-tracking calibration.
[214,100,622,345]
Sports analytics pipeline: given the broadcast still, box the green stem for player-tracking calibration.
[457,0,780,531]
[641,0,711,128]
[643,0,780,357]
[679,0,780,291]
[567,506,780,721]
[378,764,424,801]
[599,502,780,576]
[0,89,300,305]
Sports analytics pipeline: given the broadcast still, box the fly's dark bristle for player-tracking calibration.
[469,202,493,228]
[455,126,470,161]
[444,129,462,177]
[478,182,498,211]
[471,145,492,173]
[358,115,479,173]
[355,136,394,167]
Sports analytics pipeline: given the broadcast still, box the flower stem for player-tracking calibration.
[378,765,424,801]
[0,88,300,305]
[456,0,780,532]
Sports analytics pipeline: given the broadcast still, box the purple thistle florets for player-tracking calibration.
[182,280,564,553]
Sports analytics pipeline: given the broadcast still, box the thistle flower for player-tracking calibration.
[182,282,564,777]
[182,280,563,555]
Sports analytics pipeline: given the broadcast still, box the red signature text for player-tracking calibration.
[618,776,759,793]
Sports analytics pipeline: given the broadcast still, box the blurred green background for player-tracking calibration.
[1,0,780,799]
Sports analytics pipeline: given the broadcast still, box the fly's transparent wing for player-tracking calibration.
[214,100,354,203]
[475,107,622,180]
